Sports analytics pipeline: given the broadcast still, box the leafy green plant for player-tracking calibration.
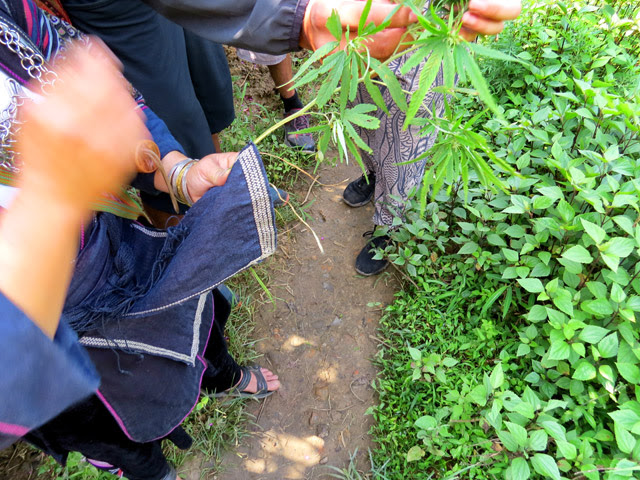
[370,0,640,478]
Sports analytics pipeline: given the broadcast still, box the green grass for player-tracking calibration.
[369,268,518,479]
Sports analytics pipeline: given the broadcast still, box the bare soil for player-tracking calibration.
[180,161,398,480]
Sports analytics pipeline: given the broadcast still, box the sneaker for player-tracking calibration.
[355,231,390,276]
[343,173,375,207]
[283,108,316,152]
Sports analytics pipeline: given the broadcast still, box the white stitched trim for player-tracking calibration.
[131,223,168,238]
[240,145,276,256]
[80,292,208,366]
[190,293,207,360]
[80,337,193,365]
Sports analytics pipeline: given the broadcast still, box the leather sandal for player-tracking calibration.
[212,365,275,399]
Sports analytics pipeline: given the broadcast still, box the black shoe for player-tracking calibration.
[355,231,390,276]
[343,173,376,207]
[283,108,316,152]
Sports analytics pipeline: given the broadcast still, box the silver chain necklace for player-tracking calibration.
[0,17,58,172]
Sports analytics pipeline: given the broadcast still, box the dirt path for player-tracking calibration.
[214,163,397,479]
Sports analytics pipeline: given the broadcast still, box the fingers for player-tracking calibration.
[461,13,505,36]
[301,0,417,59]
[467,0,522,21]
[314,0,416,29]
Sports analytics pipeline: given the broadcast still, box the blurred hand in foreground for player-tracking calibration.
[15,38,148,213]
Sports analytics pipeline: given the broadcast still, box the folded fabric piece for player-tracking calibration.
[57,143,276,442]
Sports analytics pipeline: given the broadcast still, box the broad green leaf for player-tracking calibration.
[406,445,425,462]
[468,384,488,406]
[581,298,614,317]
[504,422,527,449]
[609,409,640,430]
[572,360,596,381]
[458,241,479,255]
[552,289,574,316]
[612,283,627,304]
[531,453,561,480]
[533,195,555,210]
[518,278,544,293]
[579,325,610,343]
[528,305,547,322]
[617,363,640,383]
[602,237,636,258]
[540,421,566,442]
[528,430,548,451]
[497,430,519,452]
[562,245,593,264]
[598,333,619,358]
[548,340,571,360]
[408,346,421,361]
[487,233,507,247]
[556,440,577,460]
[415,415,437,430]
[581,219,606,245]
[615,422,637,454]
[502,248,519,263]
[490,363,505,389]
[556,200,575,223]
[511,457,530,480]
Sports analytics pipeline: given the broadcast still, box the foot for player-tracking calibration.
[213,366,280,398]
[268,184,290,208]
[343,173,375,207]
[283,108,315,152]
[355,232,391,276]
[236,366,280,394]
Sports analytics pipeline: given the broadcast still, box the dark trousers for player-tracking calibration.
[62,0,235,159]
[25,290,241,480]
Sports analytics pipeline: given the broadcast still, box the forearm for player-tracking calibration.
[143,0,307,54]
[0,182,86,339]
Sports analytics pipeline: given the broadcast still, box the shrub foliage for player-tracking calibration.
[371,0,640,478]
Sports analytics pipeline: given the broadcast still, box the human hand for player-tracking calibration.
[299,0,418,60]
[186,152,238,203]
[15,38,147,215]
[460,0,522,40]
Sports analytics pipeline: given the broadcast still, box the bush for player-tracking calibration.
[372,0,640,478]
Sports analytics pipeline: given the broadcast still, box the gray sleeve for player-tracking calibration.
[142,0,310,54]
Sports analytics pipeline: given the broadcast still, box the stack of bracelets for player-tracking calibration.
[168,158,197,206]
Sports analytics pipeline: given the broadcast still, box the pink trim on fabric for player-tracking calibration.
[22,0,33,36]
[0,421,29,437]
[95,390,135,441]
[97,294,215,442]
[80,223,85,250]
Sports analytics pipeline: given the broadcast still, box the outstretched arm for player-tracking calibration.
[0,40,146,338]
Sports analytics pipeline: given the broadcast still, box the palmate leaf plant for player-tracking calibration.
[366,0,640,478]
[254,0,521,203]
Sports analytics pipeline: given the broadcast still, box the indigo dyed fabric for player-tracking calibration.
[0,293,99,449]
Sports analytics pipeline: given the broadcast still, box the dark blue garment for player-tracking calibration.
[60,143,276,442]
[0,293,99,449]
